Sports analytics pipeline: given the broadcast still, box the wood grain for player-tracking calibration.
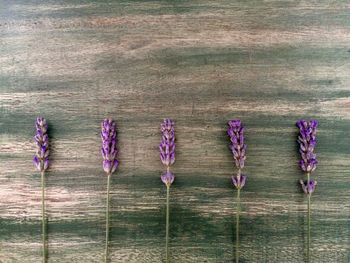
[0,1,349,262]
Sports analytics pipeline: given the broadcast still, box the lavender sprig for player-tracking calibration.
[101,119,118,175]
[227,120,247,190]
[300,179,317,195]
[160,118,175,186]
[33,117,49,263]
[296,119,318,194]
[227,119,247,263]
[161,171,175,186]
[33,117,49,173]
[101,118,118,263]
[296,119,318,263]
[297,119,318,175]
[159,119,175,165]
[160,118,175,263]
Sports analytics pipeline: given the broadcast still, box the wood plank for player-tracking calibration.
[0,1,349,262]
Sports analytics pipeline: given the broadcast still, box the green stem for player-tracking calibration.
[306,173,311,263]
[105,173,111,263]
[165,185,170,263]
[236,188,241,263]
[307,194,311,263]
[41,171,46,263]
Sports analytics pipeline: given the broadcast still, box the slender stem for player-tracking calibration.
[105,173,111,263]
[165,185,170,263]
[236,188,241,263]
[41,171,46,263]
[307,194,311,263]
[306,173,311,263]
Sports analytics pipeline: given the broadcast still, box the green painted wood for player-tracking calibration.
[0,1,349,262]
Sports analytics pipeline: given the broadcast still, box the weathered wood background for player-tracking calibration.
[0,1,349,262]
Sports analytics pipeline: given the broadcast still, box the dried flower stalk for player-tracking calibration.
[101,118,118,263]
[33,117,49,263]
[296,119,318,262]
[227,119,247,263]
[160,119,175,263]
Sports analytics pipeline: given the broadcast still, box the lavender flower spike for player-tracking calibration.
[160,119,175,186]
[160,119,175,166]
[227,119,247,190]
[33,117,49,172]
[160,118,176,263]
[232,174,247,190]
[296,119,318,262]
[101,118,118,175]
[300,179,317,195]
[227,120,246,170]
[161,171,175,187]
[296,119,318,173]
[227,119,248,263]
[101,118,118,263]
[296,119,318,195]
[33,117,49,263]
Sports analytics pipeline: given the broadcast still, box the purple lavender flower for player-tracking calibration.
[227,120,247,189]
[159,119,176,262]
[297,119,318,197]
[33,117,49,172]
[160,119,175,167]
[101,118,118,175]
[161,171,175,187]
[296,119,318,173]
[232,174,247,190]
[227,120,246,170]
[160,119,175,186]
[227,120,247,262]
[300,179,317,195]
[33,117,49,261]
[297,120,319,262]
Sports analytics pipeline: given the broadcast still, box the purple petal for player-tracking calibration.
[110,159,119,174]
[309,120,318,129]
[33,156,41,171]
[43,158,49,171]
[36,117,48,133]
[300,179,317,194]
[228,119,241,128]
[227,129,234,138]
[169,153,175,165]
[299,160,307,172]
[231,174,246,189]
[308,180,317,194]
[103,160,112,174]
[161,171,175,186]
[240,175,247,188]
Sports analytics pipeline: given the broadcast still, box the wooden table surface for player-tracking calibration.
[0,1,349,262]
